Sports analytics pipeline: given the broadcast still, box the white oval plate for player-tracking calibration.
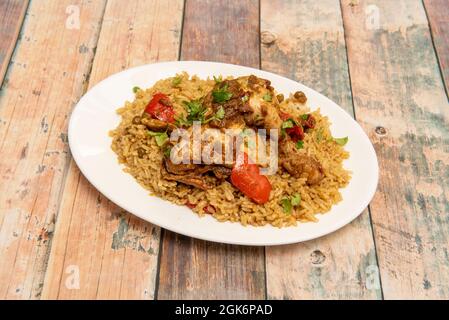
[69,61,378,246]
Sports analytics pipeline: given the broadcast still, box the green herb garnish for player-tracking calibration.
[281,118,296,137]
[172,76,182,87]
[333,136,348,146]
[148,131,168,147]
[175,116,190,127]
[316,128,324,142]
[214,106,225,120]
[212,84,233,103]
[242,95,249,102]
[213,75,222,83]
[281,198,293,214]
[132,86,141,93]
[281,193,301,214]
[163,146,172,158]
[263,93,272,102]
[180,100,207,125]
[301,114,309,120]
[291,193,301,206]
[178,101,225,126]
[203,106,226,124]
[281,119,295,129]
[296,140,304,149]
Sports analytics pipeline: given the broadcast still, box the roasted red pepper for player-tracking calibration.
[279,111,291,121]
[301,114,316,129]
[230,153,272,204]
[185,201,196,209]
[144,93,175,123]
[203,204,216,214]
[286,125,304,142]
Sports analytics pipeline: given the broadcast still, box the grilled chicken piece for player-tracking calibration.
[202,75,283,131]
[204,79,251,130]
[279,138,324,185]
[236,75,283,130]
[141,117,176,132]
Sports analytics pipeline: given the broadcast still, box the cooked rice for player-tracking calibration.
[110,72,350,227]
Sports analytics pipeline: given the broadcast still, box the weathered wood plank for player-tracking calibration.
[0,0,107,299]
[423,0,449,95]
[261,0,381,300]
[0,0,28,85]
[41,0,184,300]
[156,0,266,300]
[341,0,449,299]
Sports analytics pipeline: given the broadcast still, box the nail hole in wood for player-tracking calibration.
[261,31,276,46]
[375,126,387,136]
[310,250,326,265]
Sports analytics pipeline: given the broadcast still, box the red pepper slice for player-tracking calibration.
[144,93,175,123]
[230,153,272,204]
[279,111,291,121]
[185,201,196,209]
[301,114,316,129]
[203,204,216,214]
[286,125,304,142]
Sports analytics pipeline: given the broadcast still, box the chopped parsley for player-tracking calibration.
[212,84,233,103]
[316,128,324,142]
[291,193,301,206]
[296,140,304,149]
[281,198,292,214]
[176,101,225,126]
[242,95,249,102]
[163,146,172,158]
[213,75,222,83]
[281,118,296,137]
[214,106,225,120]
[184,100,206,122]
[132,86,141,93]
[203,106,226,124]
[148,131,168,147]
[281,119,295,129]
[301,114,309,120]
[263,93,272,102]
[333,136,349,146]
[281,193,301,214]
[172,76,182,87]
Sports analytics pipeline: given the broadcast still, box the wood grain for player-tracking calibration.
[40,0,184,300]
[341,0,449,299]
[0,0,28,85]
[0,0,107,299]
[423,0,449,95]
[261,0,381,300]
[156,0,266,300]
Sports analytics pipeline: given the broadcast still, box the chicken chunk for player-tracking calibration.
[203,79,251,129]
[236,75,283,130]
[279,139,324,185]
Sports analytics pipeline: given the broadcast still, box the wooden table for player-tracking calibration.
[0,0,448,300]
